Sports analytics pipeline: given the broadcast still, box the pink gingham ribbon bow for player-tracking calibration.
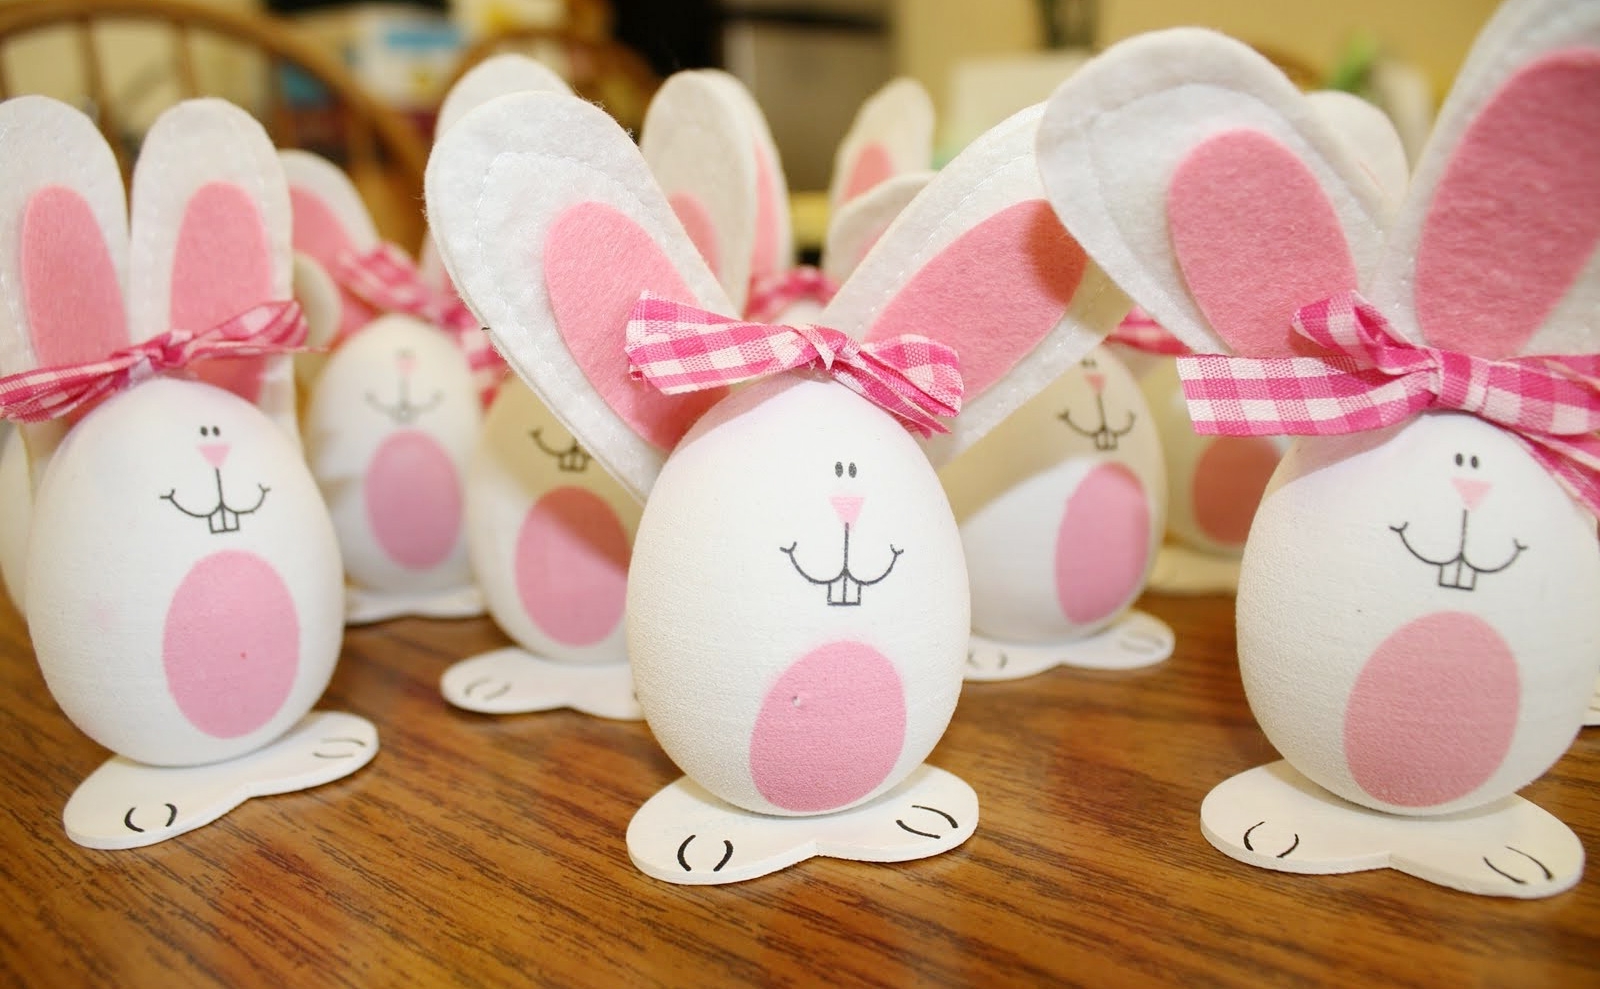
[1177,290,1600,515]
[1108,307,1191,356]
[744,266,840,323]
[0,300,307,423]
[625,291,963,436]
[332,243,505,401]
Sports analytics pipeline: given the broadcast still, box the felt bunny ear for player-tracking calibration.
[426,90,735,501]
[828,77,935,211]
[0,95,131,472]
[822,103,1128,467]
[127,99,297,436]
[822,170,933,284]
[281,149,381,344]
[1036,29,1388,358]
[1369,0,1600,358]
[436,53,573,136]
[1305,91,1411,211]
[640,69,792,314]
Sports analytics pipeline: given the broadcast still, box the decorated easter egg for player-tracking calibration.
[25,378,343,766]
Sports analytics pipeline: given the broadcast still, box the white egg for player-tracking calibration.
[304,314,479,596]
[26,378,343,766]
[628,375,969,817]
[0,426,29,614]
[467,378,640,663]
[1239,411,1600,816]
[943,345,1165,643]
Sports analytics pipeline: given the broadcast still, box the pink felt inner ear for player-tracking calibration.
[21,186,128,366]
[1415,49,1600,358]
[288,187,378,342]
[172,182,275,403]
[842,142,894,203]
[545,203,728,451]
[751,142,783,284]
[668,192,721,279]
[1169,130,1357,357]
[863,199,1085,400]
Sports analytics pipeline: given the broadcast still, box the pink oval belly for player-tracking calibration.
[749,640,906,813]
[163,550,300,738]
[1191,436,1279,547]
[514,486,630,646]
[1343,611,1520,808]
[365,430,463,570]
[1055,462,1150,625]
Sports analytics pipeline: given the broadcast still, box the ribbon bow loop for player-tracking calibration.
[1177,289,1600,516]
[624,292,963,437]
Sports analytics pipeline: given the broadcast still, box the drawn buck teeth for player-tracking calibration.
[529,427,592,472]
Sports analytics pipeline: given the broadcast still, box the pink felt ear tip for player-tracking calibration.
[831,495,864,526]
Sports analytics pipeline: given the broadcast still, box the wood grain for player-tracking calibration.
[0,591,1594,987]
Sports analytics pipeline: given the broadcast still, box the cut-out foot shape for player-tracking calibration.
[1200,761,1584,898]
[62,711,378,850]
[439,647,643,720]
[627,764,978,885]
[964,609,1174,681]
[1146,544,1242,596]
[344,584,486,625]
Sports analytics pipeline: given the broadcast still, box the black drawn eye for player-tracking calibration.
[1454,453,1463,467]
[1082,357,1098,369]
[834,461,843,477]
[848,462,857,478]
[1470,455,1480,469]
[198,425,221,437]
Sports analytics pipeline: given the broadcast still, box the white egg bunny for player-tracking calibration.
[0,96,377,849]
[426,92,1126,883]
[1124,91,1411,597]
[425,55,650,719]
[285,150,487,625]
[0,424,28,615]
[1038,0,1600,897]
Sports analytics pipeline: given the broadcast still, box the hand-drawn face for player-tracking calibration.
[159,422,270,534]
[1058,354,1137,452]
[363,347,444,426]
[529,425,593,473]
[780,456,903,606]
[1389,448,1526,590]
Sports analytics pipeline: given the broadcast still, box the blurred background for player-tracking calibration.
[0,0,1497,244]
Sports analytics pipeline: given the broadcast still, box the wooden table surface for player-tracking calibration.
[0,590,1595,987]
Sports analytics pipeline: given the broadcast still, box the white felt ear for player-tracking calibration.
[639,70,762,314]
[280,149,380,259]
[700,70,795,290]
[0,95,130,475]
[290,252,341,393]
[426,90,735,501]
[828,77,935,211]
[1305,91,1411,211]
[436,53,573,136]
[126,99,298,438]
[1369,0,1600,358]
[822,170,932,284]
[1035,29,1388,357]
[823,103,1128,468]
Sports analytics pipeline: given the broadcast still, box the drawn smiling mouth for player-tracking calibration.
[1391,510,1526,591]
[1060,398,1135,452]
[161,470,269,534]
[780,524,902,606]
[530,428,592,472]
[365,377,443,426]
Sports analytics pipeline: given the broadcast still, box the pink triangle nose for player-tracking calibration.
[1452,477,1491,510]
[199,443,230,468]
[1085,372,1106,395]
[397,353,417,376]
[831,495,864,526]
